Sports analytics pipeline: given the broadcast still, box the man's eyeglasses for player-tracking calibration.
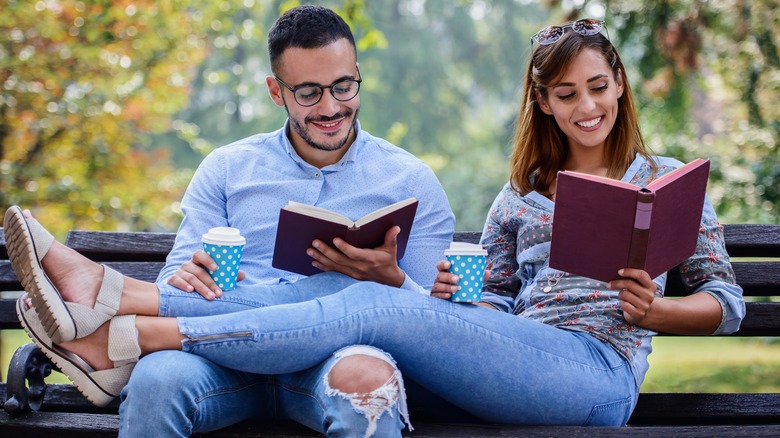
[531,18,607,46]
[275,66,362,107]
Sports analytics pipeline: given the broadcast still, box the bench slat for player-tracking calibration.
[723,224,780,258]
[4,411,780,438]
[6,224,779,256]
[3,260,778,296]
[631,392,780,424]
[0,383,780,430]
[65,231,175,262]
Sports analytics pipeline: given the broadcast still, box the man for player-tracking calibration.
[128,6,454,436]
[120,5,453,437]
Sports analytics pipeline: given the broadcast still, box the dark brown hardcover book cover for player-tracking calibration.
[549,159,710,282]
[272,198,418,276]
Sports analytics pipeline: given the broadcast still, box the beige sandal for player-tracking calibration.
[4,206,123,343]
[16,294,139,407]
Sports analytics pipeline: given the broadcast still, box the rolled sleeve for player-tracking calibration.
[701,282,746,335]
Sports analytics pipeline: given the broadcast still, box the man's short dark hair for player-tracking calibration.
[268,5,356,74]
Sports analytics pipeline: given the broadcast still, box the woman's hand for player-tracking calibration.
[610,268,724,334]
[609,268,657,327]
[430,260,492,307]
[430,260,460,300]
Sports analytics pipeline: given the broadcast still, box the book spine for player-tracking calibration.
[627,189,655,269]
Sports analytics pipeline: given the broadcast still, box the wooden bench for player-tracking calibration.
[1,226,779,437]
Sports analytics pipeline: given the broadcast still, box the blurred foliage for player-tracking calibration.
[1,0,777,237]
[601,0,779,224]
[0,0,222,237]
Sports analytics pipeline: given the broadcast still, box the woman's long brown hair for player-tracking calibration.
[509,31,655,196]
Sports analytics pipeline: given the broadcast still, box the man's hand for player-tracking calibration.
[308,226,406,287]
[167,250,246,300]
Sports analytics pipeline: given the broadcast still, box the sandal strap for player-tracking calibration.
[94,266,123,317]
[108,315,141,367]
[26,215,55,262]
[65,302,112,338]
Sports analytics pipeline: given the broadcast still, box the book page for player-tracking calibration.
[354,198,418,227]
[283,201,353,226]
[646,158,708,191]
[558,170,640,190]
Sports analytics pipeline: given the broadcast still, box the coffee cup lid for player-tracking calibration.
[444,241,487,256]
[202,227,246,246]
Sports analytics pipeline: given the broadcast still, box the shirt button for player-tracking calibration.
[314,172,320,177]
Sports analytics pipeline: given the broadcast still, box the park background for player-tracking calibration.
[1,1,778,393]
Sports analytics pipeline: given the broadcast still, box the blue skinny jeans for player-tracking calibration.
[121,273,409,437]
[120,272,638,435]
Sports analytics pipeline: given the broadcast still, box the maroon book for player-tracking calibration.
[272,198,418,276]
[549,159,710,282]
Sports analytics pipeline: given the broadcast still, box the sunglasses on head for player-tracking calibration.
[531,18,607,46]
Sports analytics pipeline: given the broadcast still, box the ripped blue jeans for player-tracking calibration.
[164,273,635,427]
[120,273,408,437]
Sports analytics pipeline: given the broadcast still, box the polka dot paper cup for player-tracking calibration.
[445,242,488,303]
[202,227,246,291]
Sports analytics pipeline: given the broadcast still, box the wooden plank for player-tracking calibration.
[723,224,780,258]
[452,225,780,257]
[0,261,164,292]
[3,385,780,425]
[5,225,780,259]
[664,261,779,297]
[736,302,780,336]
[0,261,21,291]
[64,231,175,262]
[630,392,780,424]
[3,410,780,437]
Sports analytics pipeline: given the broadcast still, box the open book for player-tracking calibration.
[549,159,710,282]
[272,198,418,276]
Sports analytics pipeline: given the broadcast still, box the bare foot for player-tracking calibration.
[23,211,103,308]
[21,210,161,317]
[60,323,113,371]
[41,241,104,308]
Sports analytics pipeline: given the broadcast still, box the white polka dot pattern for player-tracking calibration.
[203,243,244,291]
[446,254,486,302]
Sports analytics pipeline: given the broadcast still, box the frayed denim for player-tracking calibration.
[120,273,406,437]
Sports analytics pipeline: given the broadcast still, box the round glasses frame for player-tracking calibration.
[274,66,362,107]
[531,18,607,46]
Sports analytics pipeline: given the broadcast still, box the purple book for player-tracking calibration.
[549,159,710,282]
[272,198,418,276]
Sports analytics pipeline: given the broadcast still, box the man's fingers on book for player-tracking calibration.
[384,226,401,244]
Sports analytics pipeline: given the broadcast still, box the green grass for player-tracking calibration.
[3,330,780,391]
[642,336,780,392]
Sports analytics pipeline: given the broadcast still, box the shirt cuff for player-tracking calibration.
[703,290,729,335]
[398,272,430,295]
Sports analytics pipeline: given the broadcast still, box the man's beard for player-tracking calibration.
[288,106,359,152]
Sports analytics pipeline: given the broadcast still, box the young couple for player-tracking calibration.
[5,6,743,438]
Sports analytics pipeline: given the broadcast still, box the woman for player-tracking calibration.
[10,19,744,429]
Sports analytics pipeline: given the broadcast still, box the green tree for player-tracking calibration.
[602,0,779,223]
[0,0,224,235]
